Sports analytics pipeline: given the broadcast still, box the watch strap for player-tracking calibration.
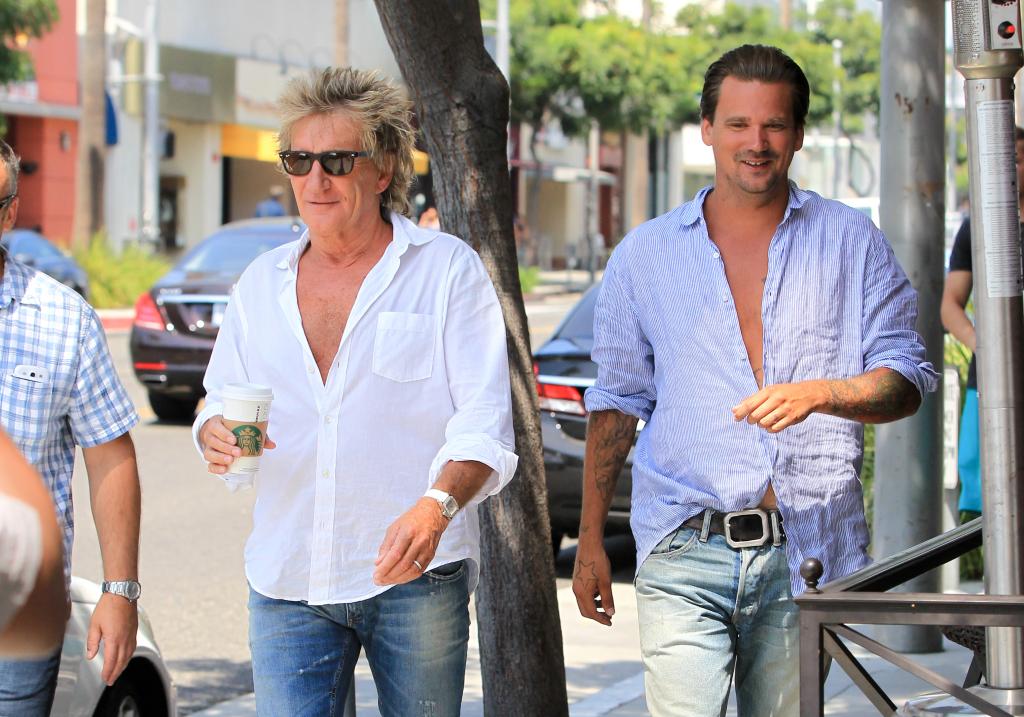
[102,579,141,602]
[424,489,460,519]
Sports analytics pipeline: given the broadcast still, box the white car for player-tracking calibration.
[51,578,177,717]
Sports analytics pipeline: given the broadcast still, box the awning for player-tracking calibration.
[413,149,429,175]
[221,124,279,163]
[221,126,431,173]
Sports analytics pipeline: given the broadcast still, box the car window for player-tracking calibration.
[555,284,600,341]
[177,231,297,274]
[8,233,64,259]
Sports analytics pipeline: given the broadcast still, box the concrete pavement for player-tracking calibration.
[189,574,979,717]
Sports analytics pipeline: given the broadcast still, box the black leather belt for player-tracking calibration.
[682,508,786,549]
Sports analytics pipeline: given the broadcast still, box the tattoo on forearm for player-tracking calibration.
[824,369,919,423]
[587,412,637,503]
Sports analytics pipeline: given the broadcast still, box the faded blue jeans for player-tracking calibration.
[248,560,470,717]
[0,647,62,716]
[635,524,799,717]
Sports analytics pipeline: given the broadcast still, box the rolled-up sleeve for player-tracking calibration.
[427,252,518,504]
[584,243,657,420]
[862,230,939,396]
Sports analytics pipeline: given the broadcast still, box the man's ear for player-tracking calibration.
[2,197,19,232]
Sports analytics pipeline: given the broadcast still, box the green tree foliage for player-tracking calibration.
[494,0,882,139]
[675,0,881,132]
[0,0,58,86]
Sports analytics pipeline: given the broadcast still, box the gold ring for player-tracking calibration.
[413,559,423,571]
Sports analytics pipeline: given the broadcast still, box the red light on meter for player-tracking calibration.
[998,21,1017,39]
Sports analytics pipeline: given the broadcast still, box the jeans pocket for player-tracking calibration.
[648,525,699,559]
[424,560,465,583]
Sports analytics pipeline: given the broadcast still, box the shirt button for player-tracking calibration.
[712,252,720,259]
[722,295,729,302]
[324,416,332,424]
[322,470,329,478]
[307,365,315,374]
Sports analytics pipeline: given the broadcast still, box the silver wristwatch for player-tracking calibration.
[424,489,460,519]
[102,580,142,602]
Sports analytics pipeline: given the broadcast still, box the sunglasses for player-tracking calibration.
[278,150,368,177]
[0,193,16,211]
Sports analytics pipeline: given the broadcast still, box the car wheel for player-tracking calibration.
[93,676,143,717]
[148,391,199,422]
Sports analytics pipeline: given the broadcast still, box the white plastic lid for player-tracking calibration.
[221,383,274,402]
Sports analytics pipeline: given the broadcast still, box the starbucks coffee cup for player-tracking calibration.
[221,383,274,476]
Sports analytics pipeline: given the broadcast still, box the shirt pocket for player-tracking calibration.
[372,312,435,383]
[1,370,55,448]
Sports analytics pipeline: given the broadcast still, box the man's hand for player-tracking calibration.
[199,415,276,475]
[373,498,449,585]
[732,381,827,433]
[86,594,138,685]
[572,542,615,626]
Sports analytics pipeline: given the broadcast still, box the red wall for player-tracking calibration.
[32,0,78,105]
[10,117,77,246]
[3,0,79,246]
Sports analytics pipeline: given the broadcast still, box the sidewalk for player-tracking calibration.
[190,582,978,717]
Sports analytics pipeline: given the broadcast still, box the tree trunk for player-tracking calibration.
[373,2,569,715]
[73,0,107,249]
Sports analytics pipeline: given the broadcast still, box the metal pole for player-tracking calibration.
[141,0,160,248]
[953,0,1024,694]
[496,0,510,82]
[832,38,843,198]
[586,122,599,287]
[872,0,946,653]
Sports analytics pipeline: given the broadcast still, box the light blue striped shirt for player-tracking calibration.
[585,184,939,595]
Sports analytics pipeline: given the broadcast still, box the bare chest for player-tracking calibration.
[296,271,365,382]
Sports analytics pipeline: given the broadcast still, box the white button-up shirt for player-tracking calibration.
[192,213,518,604]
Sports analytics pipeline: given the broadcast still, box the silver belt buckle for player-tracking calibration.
[723,508,770,549]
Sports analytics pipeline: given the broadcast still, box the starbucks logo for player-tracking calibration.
[232,424,263,455]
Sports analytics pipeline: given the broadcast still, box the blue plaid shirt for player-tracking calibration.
[0,254,138,578]
[586,184,939,595]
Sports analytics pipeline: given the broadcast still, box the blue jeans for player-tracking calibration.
[635,524,799,717]
[0,648,62,716]
[248,560,470,717]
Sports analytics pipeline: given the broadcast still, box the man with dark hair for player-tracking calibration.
[573,44,937,715]
[0,139,142,713]
[941,125,1024,523]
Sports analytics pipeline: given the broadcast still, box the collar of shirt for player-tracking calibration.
[0,255,40,311]
[676,180,811,230]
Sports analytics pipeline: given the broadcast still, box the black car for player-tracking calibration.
[1,229,90,299]
[534,282,638,554]
[130,217,305,421]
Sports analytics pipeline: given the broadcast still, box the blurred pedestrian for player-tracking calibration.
[194,67,517,716]
[254,185,287,217]
[573,44,937,716]
[0,139,142,712]
[417,205,440,229]
[941,125,1024,522]
[0,428,66,659]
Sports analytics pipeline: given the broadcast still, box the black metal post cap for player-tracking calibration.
[800,557,824,593]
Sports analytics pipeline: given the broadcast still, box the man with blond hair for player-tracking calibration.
[193,67,517,715]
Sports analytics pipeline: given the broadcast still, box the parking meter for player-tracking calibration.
[952,0,1024,699]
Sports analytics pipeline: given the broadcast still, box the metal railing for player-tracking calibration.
[795,519,1024,716]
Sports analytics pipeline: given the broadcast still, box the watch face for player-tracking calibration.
[125,582,142,600]
[442,496,459,517]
